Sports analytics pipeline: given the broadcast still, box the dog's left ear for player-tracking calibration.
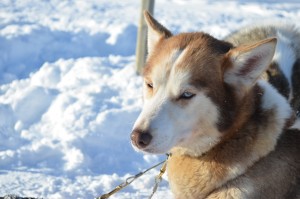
[144,11,172,54]
[223,38,277,97]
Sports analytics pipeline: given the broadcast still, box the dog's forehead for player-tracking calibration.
[150,48,187,86]
[144,32,228,87]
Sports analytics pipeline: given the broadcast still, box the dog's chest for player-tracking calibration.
[167,154,225,199]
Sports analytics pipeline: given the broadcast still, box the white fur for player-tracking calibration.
[273,31,296,100]
[255,80,292,155]
[134,73,220,155]
[273,31,295,85]
[133,47,221,155]
[168,48,190,95]
[172,92,221,157]
[259,80,292,118]
[150,49,184,87]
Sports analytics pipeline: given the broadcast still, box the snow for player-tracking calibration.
[0,0,300,198]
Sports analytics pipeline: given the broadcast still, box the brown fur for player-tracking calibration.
[206,129,300,199]
[266,62,290,98]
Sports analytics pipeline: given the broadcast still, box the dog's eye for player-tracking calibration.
[179,92,195,100]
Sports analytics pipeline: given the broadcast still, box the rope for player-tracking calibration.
[148,157,168,199]
[97,154,170,199]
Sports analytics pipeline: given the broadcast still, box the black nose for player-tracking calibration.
[131,129,152,149]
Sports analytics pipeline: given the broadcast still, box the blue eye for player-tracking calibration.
[179,92,195,100]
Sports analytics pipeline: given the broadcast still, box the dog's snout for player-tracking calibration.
[131,129,152,149]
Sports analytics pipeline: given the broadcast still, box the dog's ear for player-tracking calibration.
[223,38,277,97]
[144,10,172,54]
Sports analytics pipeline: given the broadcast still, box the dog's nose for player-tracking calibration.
[131,129,152,149]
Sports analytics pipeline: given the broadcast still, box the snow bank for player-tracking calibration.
[0,56,147,175]
[0,0,138,84]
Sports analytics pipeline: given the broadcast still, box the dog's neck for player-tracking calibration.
[167,80,294,199]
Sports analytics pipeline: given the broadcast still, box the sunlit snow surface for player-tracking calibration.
[0,0,300,198]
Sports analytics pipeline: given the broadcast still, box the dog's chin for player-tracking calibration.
[131,143,172,154]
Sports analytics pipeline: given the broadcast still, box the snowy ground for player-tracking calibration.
[0,0,300,198]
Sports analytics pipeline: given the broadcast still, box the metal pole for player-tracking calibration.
[135,0,155,74]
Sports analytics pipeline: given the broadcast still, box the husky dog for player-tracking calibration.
[131,11,300,199]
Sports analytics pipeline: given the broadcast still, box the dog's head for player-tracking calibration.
[131,11,276,156]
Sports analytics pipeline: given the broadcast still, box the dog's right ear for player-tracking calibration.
[144,11,172,54]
